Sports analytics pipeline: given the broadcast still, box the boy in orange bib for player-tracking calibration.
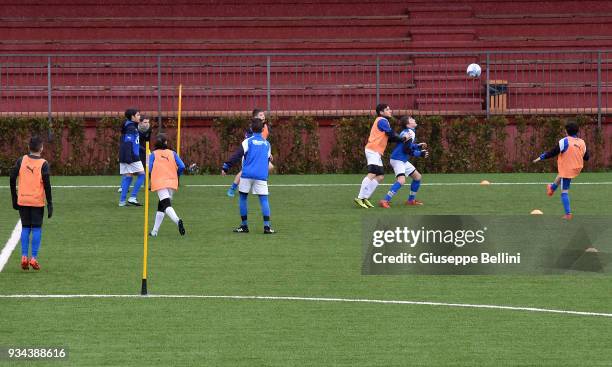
[9,136,53,270]
[533,121,589,219]
[149,134,186,236]
[354,103,409,208]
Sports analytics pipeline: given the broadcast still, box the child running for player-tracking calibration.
[149,133,186,236]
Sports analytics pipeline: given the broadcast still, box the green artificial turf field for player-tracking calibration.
[1,173,611,366]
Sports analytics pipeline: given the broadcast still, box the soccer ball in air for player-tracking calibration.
[400,129,415,142]
[467,63,481,78]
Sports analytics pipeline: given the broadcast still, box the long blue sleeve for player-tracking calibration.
[119,121,140,163]
[539,138,566,160]
[148,152,155,172]
[222,145,245,172]
[377,118,392,133]
[173,151,186,176]
[378,118,404,142]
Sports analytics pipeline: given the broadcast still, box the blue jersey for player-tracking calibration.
[390,128,422,162]
[241,133,271,181]
[119,120,140,164]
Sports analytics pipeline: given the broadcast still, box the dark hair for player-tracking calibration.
[251,118,264,133]
[375,103,389,116]
[252,108,264,118]
[124,108,139,121]
[154,133,168,150]
[399,116,414,125]
[29,136,43,153]
[565,121,579,136]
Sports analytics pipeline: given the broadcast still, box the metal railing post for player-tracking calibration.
[376,55,380,105]
[266,56,271,115]
[485,52,490,119]
[597,51,602,129]
[47,56,53,140]
[157,55,162,130]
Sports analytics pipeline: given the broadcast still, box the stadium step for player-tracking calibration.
[0,1,411,17]
[407,5,474,19]
[407,38,612,50]
[0,16,409,40]
[479,35,612,42]
[416,97,483,111]
[407,16,612,37]
[0,37,413,53]
[409,28,476,42]
[402,0,612,14]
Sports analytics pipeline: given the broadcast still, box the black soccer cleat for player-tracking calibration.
[178,219,186,236]
[264,226,276,234]
[233,225,249,233]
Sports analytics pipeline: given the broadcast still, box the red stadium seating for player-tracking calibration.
[1,0,611,115]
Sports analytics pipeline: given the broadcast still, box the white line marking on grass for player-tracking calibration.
[0,294,611,318]
[0,221,22,272]
[0,182,610,189]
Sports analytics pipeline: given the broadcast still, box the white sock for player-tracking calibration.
[152,212,165,233]
[365,179,379,199]
[358,177,370,199]
[165,207,180,225]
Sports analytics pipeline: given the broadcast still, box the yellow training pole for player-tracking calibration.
[141,141,151,295]
[177,84,182,156]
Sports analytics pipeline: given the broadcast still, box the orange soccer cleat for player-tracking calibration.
[562,213,573,220]
[546,184,555,197]
[406,199,424,206]
[29,258,40,270]
[378,200,391,209]
[21,256,29,270]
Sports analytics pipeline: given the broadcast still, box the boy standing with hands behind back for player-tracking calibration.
[10,136,53,270]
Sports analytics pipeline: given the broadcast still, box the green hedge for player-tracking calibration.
[0,117,121,176]
[1,115,608,175]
